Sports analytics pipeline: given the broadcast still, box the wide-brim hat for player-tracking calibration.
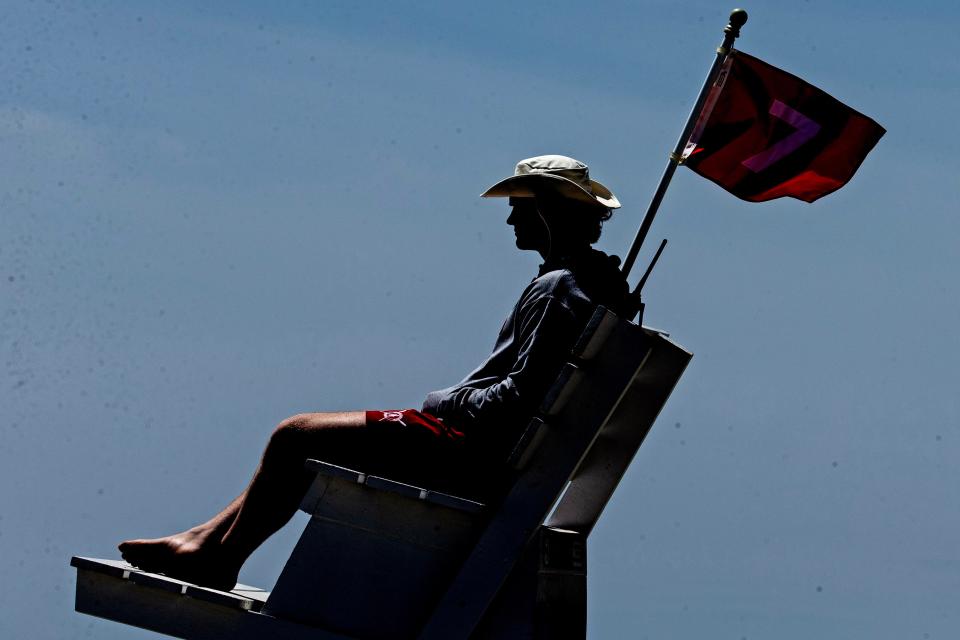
[481,154,621,209]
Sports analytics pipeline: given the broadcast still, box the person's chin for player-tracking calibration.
[513,234,534,250]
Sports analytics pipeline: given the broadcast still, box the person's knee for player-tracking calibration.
[276,413,310,432]
[265,412,365,467]
[267,414,311,459]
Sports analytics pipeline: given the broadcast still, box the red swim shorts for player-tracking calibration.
[365,409,465,443]
[361,410,500,502]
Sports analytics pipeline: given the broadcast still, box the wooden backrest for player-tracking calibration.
[546,316,691,534]
[417,307,691,639]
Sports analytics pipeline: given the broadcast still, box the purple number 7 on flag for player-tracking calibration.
[681,50,885,203]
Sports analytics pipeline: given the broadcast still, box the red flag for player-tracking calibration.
[681,50,885,203]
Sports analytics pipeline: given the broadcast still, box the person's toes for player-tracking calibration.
[118,539,147,554]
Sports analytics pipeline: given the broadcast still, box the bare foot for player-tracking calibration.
[118,527,240,591]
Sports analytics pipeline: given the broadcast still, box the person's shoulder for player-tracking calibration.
[514,269,589,317]
[525,268,578,299]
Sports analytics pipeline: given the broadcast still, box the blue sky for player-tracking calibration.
[2,1,958,638]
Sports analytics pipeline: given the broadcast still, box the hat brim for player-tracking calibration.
[481,173,621,209]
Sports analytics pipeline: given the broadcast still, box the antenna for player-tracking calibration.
[625,238,668,324]
[636,238,667,294]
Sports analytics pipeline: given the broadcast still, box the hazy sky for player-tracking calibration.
[2,1,958,638]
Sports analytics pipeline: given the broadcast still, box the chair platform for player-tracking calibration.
[71,557,351,640]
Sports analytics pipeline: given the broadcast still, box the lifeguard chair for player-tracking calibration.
[72,305,691,639]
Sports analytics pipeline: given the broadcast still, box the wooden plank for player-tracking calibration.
[72,559,349,640]
[302,460,485,515]
[71,557,268,611]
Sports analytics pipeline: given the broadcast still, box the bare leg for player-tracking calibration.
[218,411,366,568]
[119,411,366,590]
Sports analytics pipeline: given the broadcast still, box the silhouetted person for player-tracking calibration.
[119,155,630,590]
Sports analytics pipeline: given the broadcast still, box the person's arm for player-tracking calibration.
[423,293,581,436]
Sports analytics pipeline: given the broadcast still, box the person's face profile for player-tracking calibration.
[506,197,548,251]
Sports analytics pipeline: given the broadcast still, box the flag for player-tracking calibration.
[681,50,885,203]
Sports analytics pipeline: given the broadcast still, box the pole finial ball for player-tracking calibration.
[729,8,748,27]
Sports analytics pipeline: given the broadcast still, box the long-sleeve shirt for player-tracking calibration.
[422,249,628,458]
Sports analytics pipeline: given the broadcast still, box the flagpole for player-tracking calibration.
[621,8,748,280]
